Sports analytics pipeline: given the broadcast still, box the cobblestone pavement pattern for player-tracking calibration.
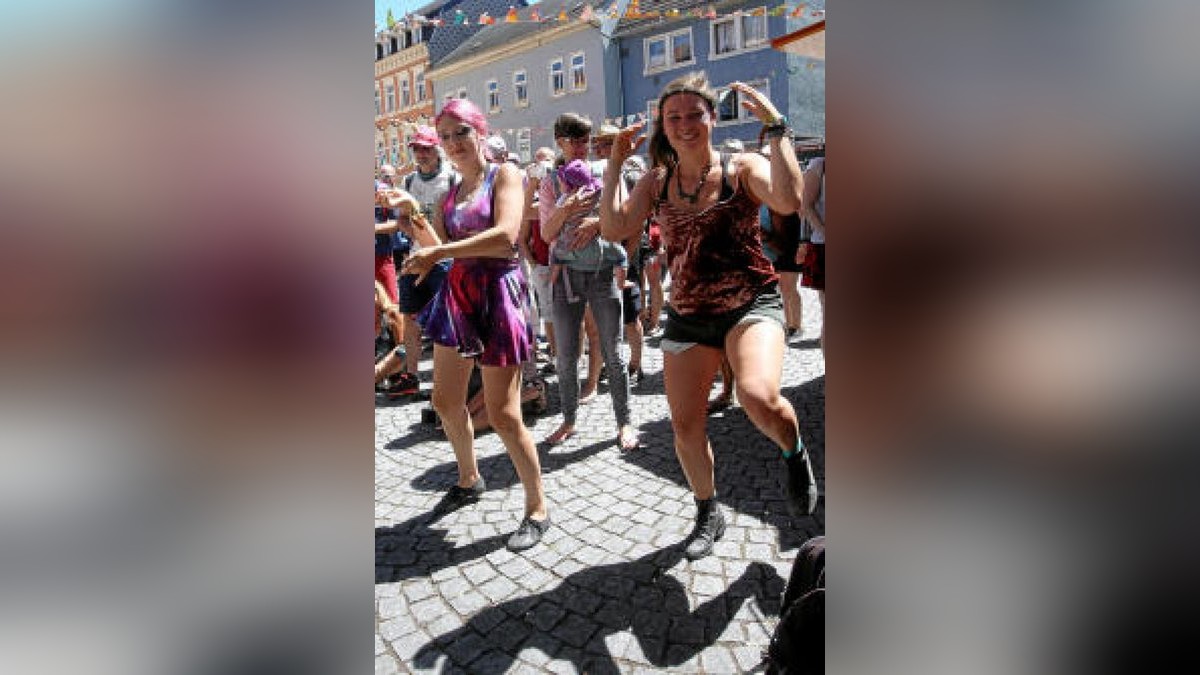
[376,288,825,673]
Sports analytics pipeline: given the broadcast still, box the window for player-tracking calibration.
[513,70,528,107]
[711,9,768,58]
[376,44,383,60]
[458,88,467,99]
[391,137,400,164]
[570,52,586,91]
[385,83,395,113]
[486,80,500,112]
[516,128,532,163]
[549,59,564,96]
[375,87,381,116]
[644,28,694,73]
[400,78,410,108]
[389,36,398,53]
[415,68,426,102]
[715,78,770,125]
[742,12,767,48]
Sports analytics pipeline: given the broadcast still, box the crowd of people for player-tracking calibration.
[375,72,825,556]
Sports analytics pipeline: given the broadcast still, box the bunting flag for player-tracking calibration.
[378,4,824,33]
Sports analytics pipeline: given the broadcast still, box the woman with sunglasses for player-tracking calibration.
[399,98,549,552]
[598,73,819,560]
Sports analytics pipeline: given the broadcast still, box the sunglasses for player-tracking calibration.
[438,126,474,143]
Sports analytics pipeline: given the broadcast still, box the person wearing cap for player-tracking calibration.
[387,126,457,397]
[485,135,508,164]
[599,74,818,561]
[374,164,404,331]
[539,113,639,452]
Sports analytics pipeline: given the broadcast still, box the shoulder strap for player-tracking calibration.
[403,172,416,192]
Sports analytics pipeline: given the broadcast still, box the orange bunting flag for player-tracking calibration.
[791,3,807,17]
[666,9,680,18]
[505,6,518,22]
[478,12,492,24]
[558,9,568,21]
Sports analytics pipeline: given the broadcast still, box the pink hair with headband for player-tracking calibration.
[435,98,489,137]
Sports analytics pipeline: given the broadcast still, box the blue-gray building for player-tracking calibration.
[607,0,825,148]
[427,0,610,161]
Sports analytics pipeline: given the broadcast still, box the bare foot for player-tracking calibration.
[544,422,576,446]
[617,425,640,451]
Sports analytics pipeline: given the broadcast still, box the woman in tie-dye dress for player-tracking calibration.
[400,98,550,552]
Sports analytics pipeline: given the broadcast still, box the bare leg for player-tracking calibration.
[429,345,479,488]
[580,308,602,403]
[662,346,724,499]
[724,321,797,452]
[779,271,802,334]
[480,365,547,519]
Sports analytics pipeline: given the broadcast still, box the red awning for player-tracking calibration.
[771,19,824,60]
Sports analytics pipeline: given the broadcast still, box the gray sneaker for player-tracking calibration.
[684,499,726,560]
[438,477,486,513]
[507,514,551,552]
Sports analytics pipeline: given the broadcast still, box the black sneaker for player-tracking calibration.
[507,514,551,552]
[785,449,820,516]
[439,477,486,512]
[385,372,420,398]
[684,499,726,560]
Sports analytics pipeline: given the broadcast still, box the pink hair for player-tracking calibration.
[435,98,489,137]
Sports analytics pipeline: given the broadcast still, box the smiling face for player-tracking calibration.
[435,117,481,169]
[660,92,714,154]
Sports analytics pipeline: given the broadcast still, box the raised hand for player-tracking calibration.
[731,81,783,124]
[610,122,647,164]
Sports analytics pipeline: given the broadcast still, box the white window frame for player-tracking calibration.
[513,70,528,107]
[457,87,467,99]
[714,78,771,126]
[385,83,395,113]
[516,128,532,163]
[391,137,400,164]
[710,8,769,60]
[549,58,565,97]
[569,52,586,92]
[486,79,500,112]
[643,27,695,75]
[400,77,411,109]
[415,68,426,102]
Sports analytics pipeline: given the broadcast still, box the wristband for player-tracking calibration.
[763,125,794,140]
[764,113,788,127]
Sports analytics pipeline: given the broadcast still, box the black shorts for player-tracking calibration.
[398,264,448,314]
[661,284,785,352]
[622,283,643,325]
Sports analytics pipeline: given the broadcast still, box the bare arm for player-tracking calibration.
[801,158,824,233]
[599,123,651,242]
[733,82,804,214]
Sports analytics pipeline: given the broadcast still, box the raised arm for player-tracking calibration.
[599,123,651,242]
[733,82,804,214]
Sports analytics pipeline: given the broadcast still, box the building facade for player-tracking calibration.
[426,0,608,162]
[375,21,436,169]
[610,0,825,149]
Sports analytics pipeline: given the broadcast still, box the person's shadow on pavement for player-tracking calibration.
[375,510,507,585]
[412,547,784,673]
[406,436,614,493]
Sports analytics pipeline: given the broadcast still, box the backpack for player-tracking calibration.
[766,535,825,675]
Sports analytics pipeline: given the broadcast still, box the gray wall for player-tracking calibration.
[432,28,609,160]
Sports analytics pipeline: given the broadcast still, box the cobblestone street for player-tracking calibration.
[376,288,825,673]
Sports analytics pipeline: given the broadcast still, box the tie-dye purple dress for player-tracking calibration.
[418,165,534,367]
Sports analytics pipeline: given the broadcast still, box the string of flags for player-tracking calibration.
[379,3,823,33]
